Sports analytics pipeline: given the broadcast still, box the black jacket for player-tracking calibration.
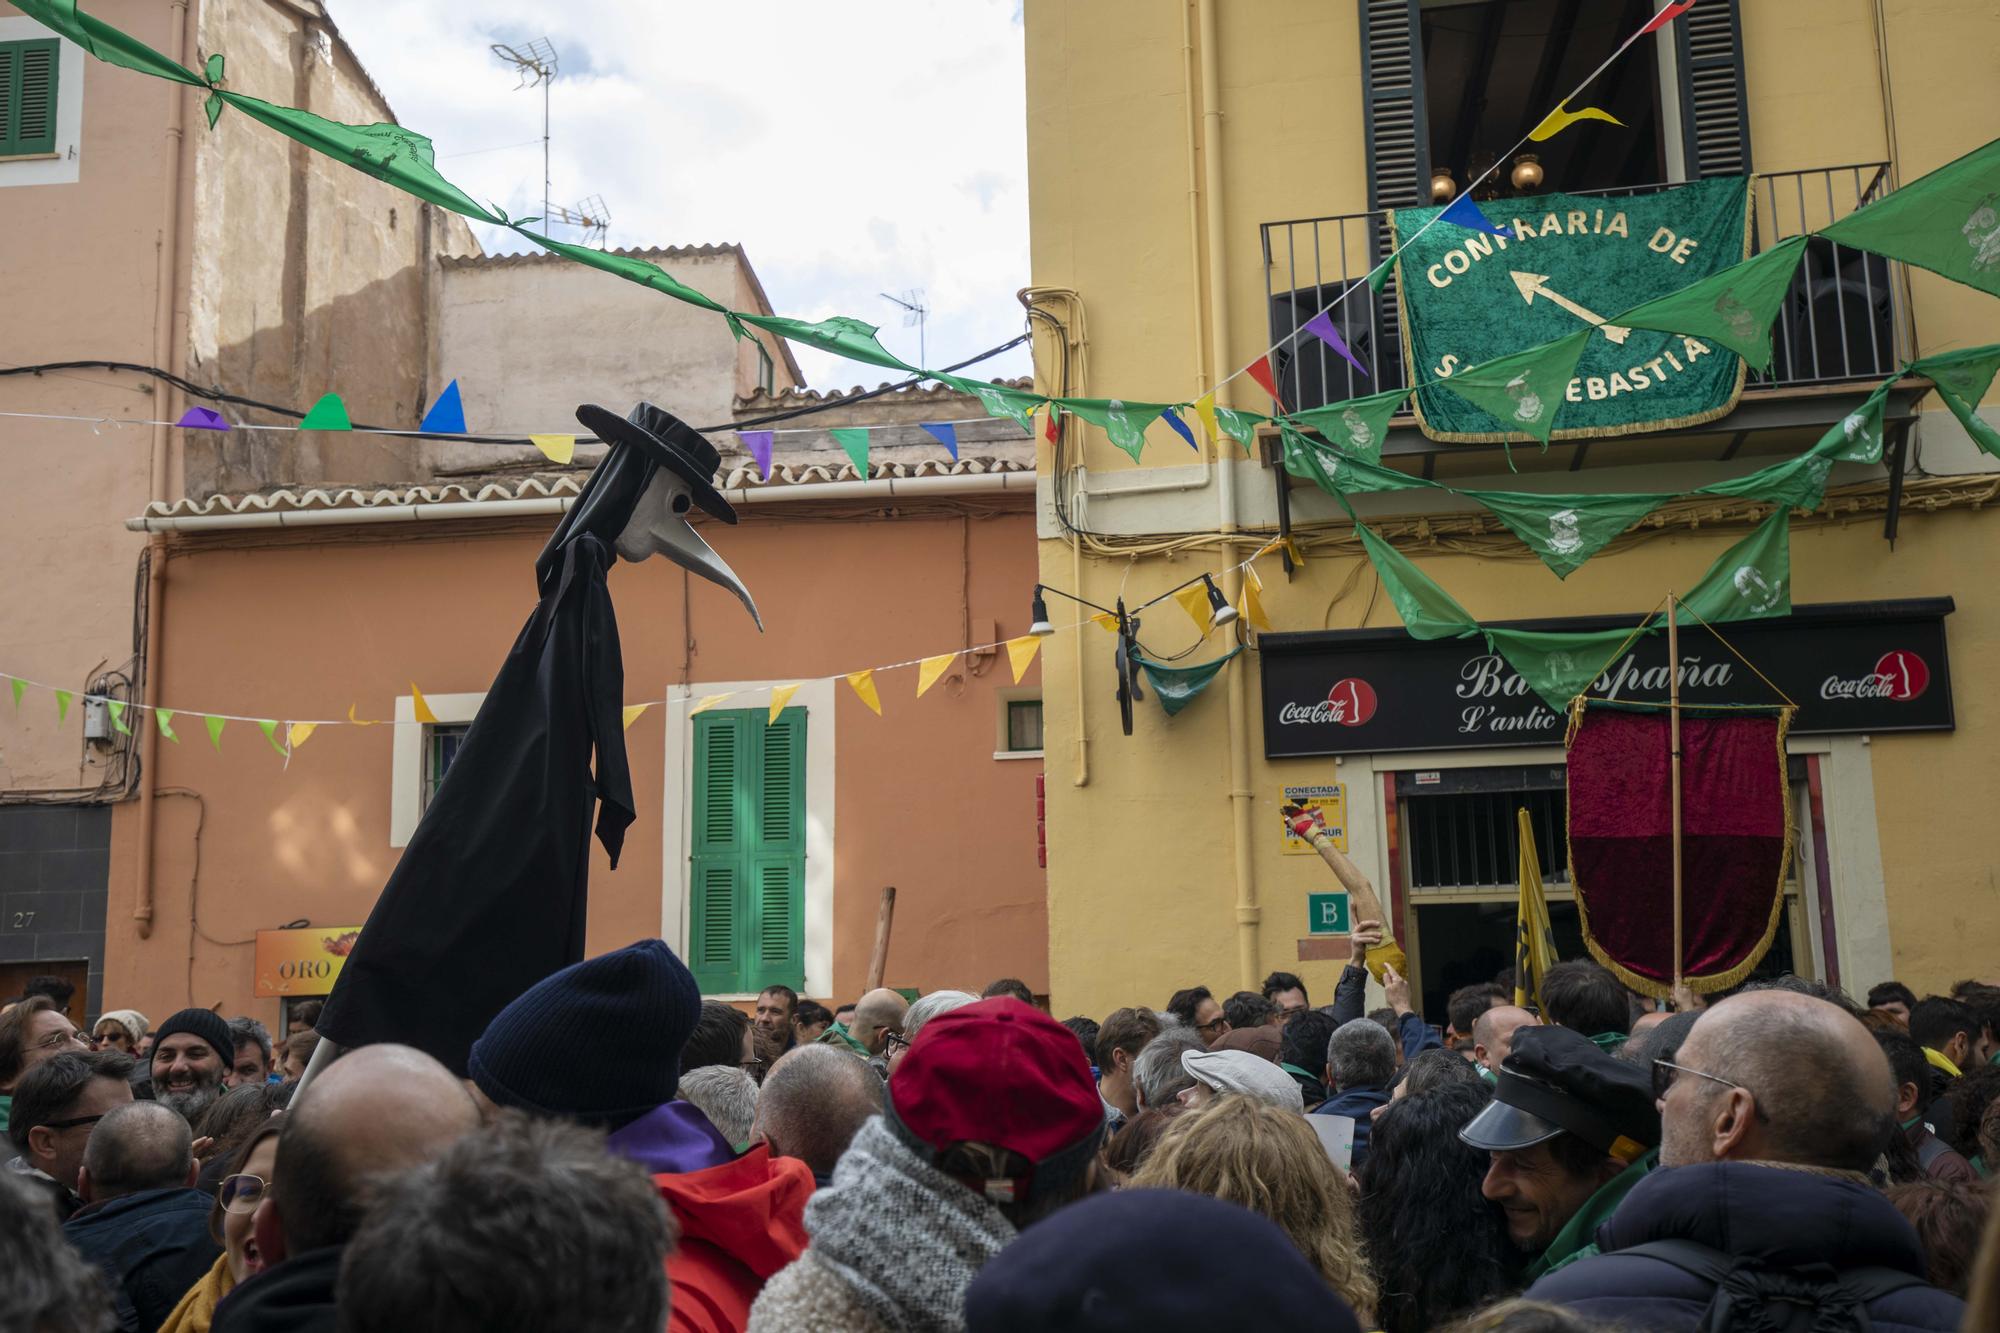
[210,1246,344,1333]
[63,1187,221,1333]
[1525,1161,1966,1332]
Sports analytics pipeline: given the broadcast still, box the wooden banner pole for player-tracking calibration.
[865,885,897,992]
[1668,593,1685,992]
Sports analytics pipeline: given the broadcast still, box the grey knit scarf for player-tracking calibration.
[801,1114,1017,1333]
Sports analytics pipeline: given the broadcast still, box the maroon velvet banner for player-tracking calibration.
[1566,705,1792,996]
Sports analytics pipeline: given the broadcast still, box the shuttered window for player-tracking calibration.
[1358,0,1430,388]
[0,39,60,158]
[1672,0,1751,178]
[689,708,806,994]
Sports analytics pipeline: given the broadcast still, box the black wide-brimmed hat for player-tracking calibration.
[574,401,737,524]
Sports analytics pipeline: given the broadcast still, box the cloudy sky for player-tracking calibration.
[333,0,1033,389]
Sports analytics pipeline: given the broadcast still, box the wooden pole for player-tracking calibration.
[1667,593,1685,992]
[865,886,897,992]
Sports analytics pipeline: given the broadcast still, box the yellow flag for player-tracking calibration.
[529,434,576,465]
[1194,392,1219,446]
[1283,536,1307,567]
[1529,102,1624,142]
[622,703,650,731]
[1239,578,1272,631]
[410,682,439,725]
[768,684,800,726]
[1514,807,1559,1012]
[1091,612,1119,633]
[916,653,956,697]
[1174,583,1213,637]
[1244,560,1264,593]
[689,693,731,717]
[347,703,379,727]
[845,670,882,716]
[1005,635,1042,684]
[287,722,318,749]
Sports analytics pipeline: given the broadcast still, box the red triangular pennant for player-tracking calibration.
[1244,355,1284,410]
[1637,1,1695,36]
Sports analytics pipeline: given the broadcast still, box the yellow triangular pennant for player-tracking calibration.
[1005,635,1042,684]
[409,682,439,725]
[845,669,882,716]
[768,683,801,726]
[1092,612,1119,633]
[1283,536,1307,566]
[622,703,650,731]
[1174,583,1213,637]
[347,703,379,727]
[1194,392,1219,446]
[1244,560,1265,593]
[916,653,956,697]
[287,721,318,749]
[689,693,731,717]
[1239,578,1272,631]
[529,434,576,465]
[1529,102,1624,143]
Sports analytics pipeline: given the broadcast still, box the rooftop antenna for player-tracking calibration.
[546,194,611,248]
[489,37,558,231]
[880,289,928,374]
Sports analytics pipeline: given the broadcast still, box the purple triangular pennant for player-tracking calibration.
[740,430,774,480]
[175,406,230,431]
[1302,311,1370,379]
[920,422,959,459]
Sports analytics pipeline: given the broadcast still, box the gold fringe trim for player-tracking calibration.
[1389,185,1756,445]
[1566,700,1797,1000]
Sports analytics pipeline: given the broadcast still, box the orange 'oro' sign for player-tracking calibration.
[253,926,364,998]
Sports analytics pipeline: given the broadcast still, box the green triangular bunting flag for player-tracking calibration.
[205,715,226,751]
[1278,427,1429,497]
[1436,330,1590,445]
[1487,624,1652,712]
[1064,399,1169,464]
[1131,646,1243,717]
[55,690,71,724]
[1808,379,1891,465]
[1290,387,1410,462]
[8,677,22,710]
[107,700,131,735]
[257,719,287,755]
[1617,236,1808,368]
[300,393,352,430]
[1821,137,2000,299]
[1913,343,2000,458]
[1467,490,1668,579]
[942,376,1040,433]
[1698,449,1835,512]
[155,709,178,742]
[1213,407,1264,454]
[1681,507,1792,625]
[827,427,870,477]
[1354,521,1479,641]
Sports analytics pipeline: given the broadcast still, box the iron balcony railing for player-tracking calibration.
[1259,164,1915,415]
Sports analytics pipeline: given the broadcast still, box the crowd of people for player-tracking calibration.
[2,939,1997,1332]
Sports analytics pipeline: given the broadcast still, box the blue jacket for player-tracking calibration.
[1526,1161,1966,1332]
[64,1186,221,1333]
[1311,1084,1388,1171]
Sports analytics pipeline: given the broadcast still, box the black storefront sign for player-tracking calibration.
[1260,599,1954,758]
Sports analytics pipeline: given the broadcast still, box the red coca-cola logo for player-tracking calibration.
[1873,650,1929,701]
[1326,677,1377,726]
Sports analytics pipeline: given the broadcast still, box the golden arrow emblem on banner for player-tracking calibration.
[1510,271,1631,345]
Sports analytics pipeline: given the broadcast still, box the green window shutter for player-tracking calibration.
[1,40,61,157]
[689,708,806,993]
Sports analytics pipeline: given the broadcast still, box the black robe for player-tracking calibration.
[314,445,649,1075]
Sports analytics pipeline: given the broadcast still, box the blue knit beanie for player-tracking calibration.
[468,939,702,1128]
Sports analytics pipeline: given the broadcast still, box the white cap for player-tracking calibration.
[1180,1048,1305,1112]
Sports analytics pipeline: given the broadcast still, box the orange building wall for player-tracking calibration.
[104,504,1047,1024]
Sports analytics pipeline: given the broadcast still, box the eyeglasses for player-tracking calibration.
[39,1113,107,1132]
[739,1056,765,1071]
[881,1032,911,1055]
[31,1028,91,1053]
[1652,1057,1749,1101]
[219,1174,269,1215]
[1195,1018,1228,1037]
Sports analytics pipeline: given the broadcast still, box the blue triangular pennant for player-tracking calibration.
[920,422,959,459]
[1161,408,1200,452]
[420,379,466,434]
[1440,195,1511,236]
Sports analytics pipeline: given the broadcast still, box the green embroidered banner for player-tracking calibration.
[1392,178,1752,442]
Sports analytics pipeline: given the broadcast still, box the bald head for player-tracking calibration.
[1660,990,1894,1171]
[79,1101,194,1201]
[277,1043,479,1253]
[754,1044,885,1178]
[849,989,911,1056]
[1472,1005,1537,1073]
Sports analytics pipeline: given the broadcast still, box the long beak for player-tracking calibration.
[657,519,764,632]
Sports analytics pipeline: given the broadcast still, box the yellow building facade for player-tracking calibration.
[1024,0,2000,1021]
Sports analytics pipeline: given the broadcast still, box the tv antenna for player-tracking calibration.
[490,38,558,232]
[880,289,928,372]
[545,194,611,248]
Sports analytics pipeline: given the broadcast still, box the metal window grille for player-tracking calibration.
[421,723,470,812]
[1405,786,1569,892]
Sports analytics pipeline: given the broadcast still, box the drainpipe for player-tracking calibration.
[134,0,195,938]
[1193,0,1261,989]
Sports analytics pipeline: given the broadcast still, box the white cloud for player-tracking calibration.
[330,0,1032,389]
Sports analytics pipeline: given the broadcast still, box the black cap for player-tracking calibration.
[1459,1025,1660,1161]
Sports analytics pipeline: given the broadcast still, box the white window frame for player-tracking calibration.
[0,21,83,187]
[993,687,1044,760]
[662,678,835,999]
[388,691,485,848]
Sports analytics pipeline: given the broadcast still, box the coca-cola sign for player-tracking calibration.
[1260,599,1954,758]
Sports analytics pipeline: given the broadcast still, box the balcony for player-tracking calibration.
[1258,164,1920,459]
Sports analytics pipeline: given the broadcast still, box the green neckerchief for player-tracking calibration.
[1588,1032,1627,1054]
[816,1022,870,1058]
[1279,1062,1316,1081]
[0,1092,9,1135]
[1902,1113,1926,1132]
[1974,1155,1990,1180]
[1478,1065,1498,1085]
[1991,1050,2000,1068]
[1524,1148,1658,1282]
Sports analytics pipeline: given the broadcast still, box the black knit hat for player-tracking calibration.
[468,939,702,1129]
[151,1008,233,1063]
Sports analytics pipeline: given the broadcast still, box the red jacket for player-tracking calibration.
[656,1143,814,1333]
